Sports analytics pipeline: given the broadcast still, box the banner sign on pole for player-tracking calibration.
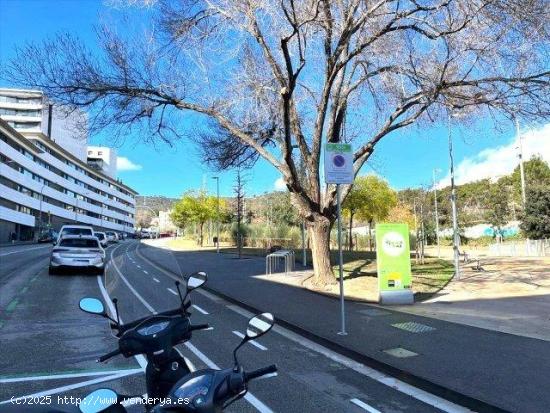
[324,143,354,184]
[375,223,414,305]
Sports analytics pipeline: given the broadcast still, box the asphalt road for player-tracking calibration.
[0,241,470,413]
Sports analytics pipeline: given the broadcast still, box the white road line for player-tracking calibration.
[350,398,382,413]
[109,245,272,413]
[232,331,267,351]
[153,277,160,283]
[0,369,143,383]
[224,310,472,413]
[0,371,139,404]
[192,304,209,315]
[0,245,50,257]
[184,342,273,413]
[135,242,473,413]
[96,275,147,370]
[137,265,141,268]
[143,270,149,274]
[108,246,156,315]
[167,288,178,296]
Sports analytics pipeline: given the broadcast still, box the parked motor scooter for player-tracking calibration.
[79,271,210,404]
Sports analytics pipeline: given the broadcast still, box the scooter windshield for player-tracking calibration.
[103,237,186,328]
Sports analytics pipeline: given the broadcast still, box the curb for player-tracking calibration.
[200,285,509,413]
[136,243,510,413]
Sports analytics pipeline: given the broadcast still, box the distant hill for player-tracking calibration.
[135,195,178,212]
[135,196,178,228]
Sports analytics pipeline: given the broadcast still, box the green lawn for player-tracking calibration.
[168,243,453,299]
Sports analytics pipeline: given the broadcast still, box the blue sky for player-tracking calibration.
[1,0,547,198]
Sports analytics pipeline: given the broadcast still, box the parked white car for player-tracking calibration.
[105,231,118,243]
[56,225,94,245]
[94,231,109,248]
[49,235,105,275]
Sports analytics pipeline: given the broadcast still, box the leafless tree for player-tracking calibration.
[233,168,246,259]
[5,0,549,285]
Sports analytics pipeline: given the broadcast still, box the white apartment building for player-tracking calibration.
[87,146,117,178]
[0,89,137,242]
[0,88,88,162]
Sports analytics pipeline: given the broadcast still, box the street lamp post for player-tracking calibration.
[447,112,461,279]
[433,169,441,258]
[515,117,527,207]
[212,176,220,253]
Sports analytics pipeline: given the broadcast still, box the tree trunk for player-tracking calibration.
[309,217,337,286]
[199,222,204,247]
[348,213,354,251]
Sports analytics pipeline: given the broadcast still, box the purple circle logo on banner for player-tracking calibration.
[333,154,346,167]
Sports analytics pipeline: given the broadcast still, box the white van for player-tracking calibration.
[56,225,95,244]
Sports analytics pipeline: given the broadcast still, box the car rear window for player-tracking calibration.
[62,228,93,236]
[96,233,105,240]
[59,239,100,248]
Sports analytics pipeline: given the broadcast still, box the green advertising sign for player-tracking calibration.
[376,223,412,292]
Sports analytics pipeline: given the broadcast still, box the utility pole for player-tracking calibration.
[413,199,418,263]
[448,112,461,279]
[433,169,441,258]
[515,117,527,207]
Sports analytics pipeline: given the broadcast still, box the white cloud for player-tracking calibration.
[274,177,286,191]
[437,123,550,188]
[117,156,142,171]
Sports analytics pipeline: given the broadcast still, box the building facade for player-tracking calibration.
[0,118,136,242]
[0,88,88,162]
[87,146,117,178]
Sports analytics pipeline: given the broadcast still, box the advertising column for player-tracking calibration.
[376,223,414,304]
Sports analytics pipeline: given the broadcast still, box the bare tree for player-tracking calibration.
[5,0,549,285]
[233,168,246,259]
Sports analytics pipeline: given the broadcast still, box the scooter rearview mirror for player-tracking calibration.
[233,312,274,367]
[246,313,274,339]
[187,271,207,291]
[79,297,106,316]
[79,388,118,413]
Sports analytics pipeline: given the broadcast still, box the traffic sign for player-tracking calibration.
[324,143,353,184]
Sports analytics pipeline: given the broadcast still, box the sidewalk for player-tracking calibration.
[0,241,38,248]
[393,257,550,342]
[140,242,550,413]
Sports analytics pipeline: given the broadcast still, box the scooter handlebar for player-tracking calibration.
[189,323,210,332]
[97,348,122,362]
[111,302,191,333]
[244,364,278,382]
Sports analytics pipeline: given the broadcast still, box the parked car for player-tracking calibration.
[37,229,58,243]
[49,235,105,275]
[56,225,94,244]
[105,231,118,243]
[94,231,108,248]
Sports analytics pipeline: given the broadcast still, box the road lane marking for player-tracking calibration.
[0,371,140,404]
[224,306,472,413]
[143,270,149,274]
[184,342,273,413]
[108,245,156,315]
[0,245,50,257]
[167,288,178,296]
[232,331,267,351]
[109,244,273,413]
[153,277,160,283]
[192,304,209,315]
[137,264,142,268]
[134,247,468,412]
[96,275,147,370]
[0,369,143,383]
[350,398,382,413]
